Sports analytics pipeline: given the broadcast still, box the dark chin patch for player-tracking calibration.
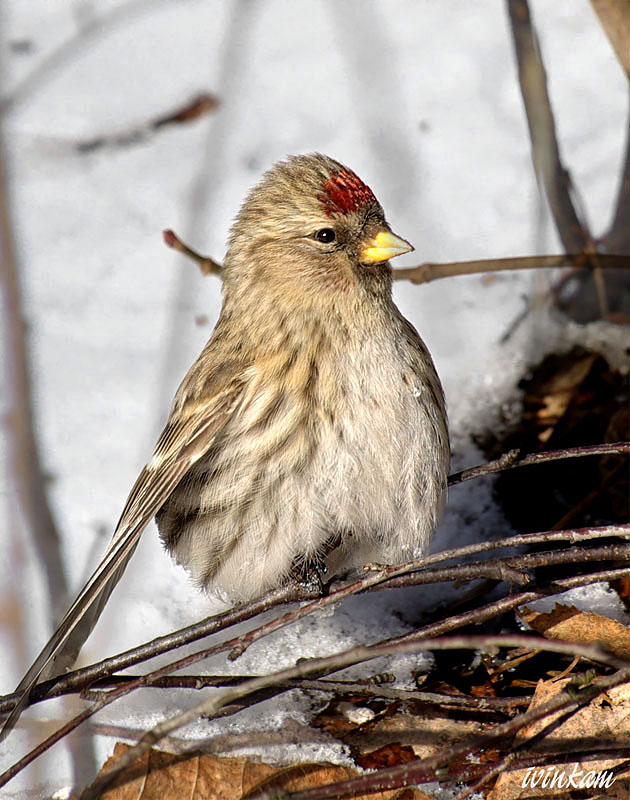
[318,168,377,217]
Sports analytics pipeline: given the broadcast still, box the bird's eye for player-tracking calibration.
[314,228,336,244]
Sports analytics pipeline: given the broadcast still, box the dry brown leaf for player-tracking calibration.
[82,744,427,800]
[526,352,597,443]
[470,680,498,698]
[520,603,630,660]
[356,743,417,770]
[478,747,501,765]
[487,678,630,799]
[590,0,630,76]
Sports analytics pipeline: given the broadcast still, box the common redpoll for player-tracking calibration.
[3,153,449,738]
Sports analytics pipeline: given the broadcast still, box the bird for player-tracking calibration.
[2,153,449,739]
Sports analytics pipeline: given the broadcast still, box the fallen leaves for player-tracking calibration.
[312,692,490,763]
[355,743,417,770]
[78,602,630,799]
[488,678,630,799]
[520,603,630,661]
[482,604,630,797]
[82,744,428,800]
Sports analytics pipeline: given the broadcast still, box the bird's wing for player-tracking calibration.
[1,378,245,740]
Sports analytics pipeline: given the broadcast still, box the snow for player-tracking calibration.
[524,582,630,626]
[0,0,627,796]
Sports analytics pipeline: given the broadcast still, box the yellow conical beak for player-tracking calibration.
[360,230,414,264]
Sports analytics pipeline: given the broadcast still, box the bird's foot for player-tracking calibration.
[294,556,330,596]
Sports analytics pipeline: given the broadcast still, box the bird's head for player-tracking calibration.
[224,154,413,308]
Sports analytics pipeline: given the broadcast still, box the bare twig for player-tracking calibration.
[3,558,630,788]
[386,565,630,646]
[80,674,529,711]
[448,441,630,486]
[1,444,624,784]
[454,650,630,799]
[507,0,593,255]
[506,0,622,320]
[2,525,627,716]
[230,544,630,659]
[162,228,223,276]
[80,637,630,798]
[394,253,628,284]
[162,227,630,285]
[454,748,630,800]
[259,668,630,800]
[454,753,519,800]
[76,93,218,154]
[0,581,313,714]
[603,89,630,253]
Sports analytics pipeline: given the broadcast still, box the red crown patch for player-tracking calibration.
[318,168,377,216]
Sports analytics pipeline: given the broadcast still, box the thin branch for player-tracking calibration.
[380,524,630,579]
[454,643,630,799]
[162,228,223,277]
[80,638,630,798]
[162,227,630,285]
[81,674,529,711]
[4,559,630,789]
[507,0,593,254]
[224,558,533,662]
[454,746,630,800]
[394,253,628,284]
[260,668,630,800]
[0,581,313,714]
[0,688,124,787]
[8,443,616,724]
[507,0,619,319]
[386,565,630,646]
[603,87,630,253]
[18,539,629,712]
[75,93,218,154]
[448,441,630,486]
[229,544,630,660]
[454,753,519,800]
[2,525,627,716]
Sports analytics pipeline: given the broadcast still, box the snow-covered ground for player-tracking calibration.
[0,1,627,795]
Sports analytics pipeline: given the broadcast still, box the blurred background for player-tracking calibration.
[0,0,627,795]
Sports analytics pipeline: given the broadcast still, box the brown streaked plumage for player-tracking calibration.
[3,154,449,739]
